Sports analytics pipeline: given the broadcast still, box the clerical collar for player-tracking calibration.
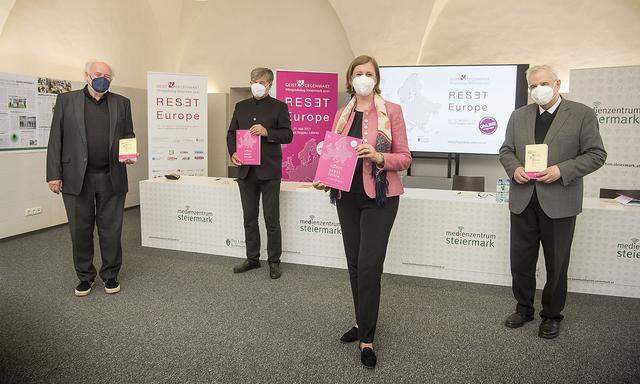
[253,95,270,104]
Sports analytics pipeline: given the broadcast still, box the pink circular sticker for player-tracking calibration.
[479,116,498,135]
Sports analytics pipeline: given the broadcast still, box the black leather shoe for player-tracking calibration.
[505,312,534,328]
[233,260,261,273]
[269,262,281,279]
[340,327,358,343]
[539,318,560,339]
[360,346,376,369]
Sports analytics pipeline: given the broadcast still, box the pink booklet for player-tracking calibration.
[314,131,360,191]
[236,130,261,165]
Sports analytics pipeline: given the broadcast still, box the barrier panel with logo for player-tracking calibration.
[141,178,640,299]
[570,66,640,197]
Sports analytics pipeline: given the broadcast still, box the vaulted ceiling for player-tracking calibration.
[0,0,15,34]
[1,0,639,91]
[327,0,449,65]
[0,0,451,66]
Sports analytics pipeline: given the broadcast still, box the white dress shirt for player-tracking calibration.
[539,95,562,115]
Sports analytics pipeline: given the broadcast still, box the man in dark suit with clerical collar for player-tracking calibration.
[226,67,293,279]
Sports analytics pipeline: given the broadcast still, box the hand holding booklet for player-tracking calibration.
[314,131,360,192]
[118,138,137,162]
[525,144,548,180]
[236,130,261,165]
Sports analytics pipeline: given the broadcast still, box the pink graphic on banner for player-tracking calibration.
[314,131,359,192]
[236,130,261,165]
[276,70,338,182]
[478,116,498,135]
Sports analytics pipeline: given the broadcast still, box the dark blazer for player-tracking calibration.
[226,96,293,180]
[46,89,135,196]
[499,99,607,219]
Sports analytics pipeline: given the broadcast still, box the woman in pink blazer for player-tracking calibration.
[313,55,412,369]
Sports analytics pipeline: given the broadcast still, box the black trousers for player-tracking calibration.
[62,172,126,282]
[510,190,576,320]
[237,169,282,263]
[336,191,399,343]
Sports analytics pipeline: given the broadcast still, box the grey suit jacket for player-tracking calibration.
[46,89,135,196]
[499,99,606,219]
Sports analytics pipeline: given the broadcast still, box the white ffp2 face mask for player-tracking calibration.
[352,75,375,97]
[530,85,555,106]
[251,83,267,98]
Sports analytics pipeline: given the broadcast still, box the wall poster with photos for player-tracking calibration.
[0,72,72,151]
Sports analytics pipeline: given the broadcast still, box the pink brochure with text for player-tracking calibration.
[314,131,359,191]
[236,130,261,165]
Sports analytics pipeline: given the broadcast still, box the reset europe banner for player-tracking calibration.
[147,72,208,179]
[275,70,338,182]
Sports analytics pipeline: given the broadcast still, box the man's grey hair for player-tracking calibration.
[250,67,273,83]
[526,65,558,84]
[84,60,114,77]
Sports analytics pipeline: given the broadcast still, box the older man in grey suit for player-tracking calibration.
[47,61,136,297]
[499,65,606,339]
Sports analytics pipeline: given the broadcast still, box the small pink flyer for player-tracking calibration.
[314,131,359,191]
[236,130,261,165]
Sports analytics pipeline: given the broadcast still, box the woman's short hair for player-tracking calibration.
[345,55,381,95]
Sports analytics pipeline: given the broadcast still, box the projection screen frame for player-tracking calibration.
[379,63,530,158]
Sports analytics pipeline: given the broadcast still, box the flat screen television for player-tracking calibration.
[379,64,529,155]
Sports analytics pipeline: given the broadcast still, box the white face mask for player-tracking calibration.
[530,84,555,106]
[251,83,267,98]
[352,75,375,97]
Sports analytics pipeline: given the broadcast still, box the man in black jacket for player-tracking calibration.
[46,61,136,297]
[226,67,293,279]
